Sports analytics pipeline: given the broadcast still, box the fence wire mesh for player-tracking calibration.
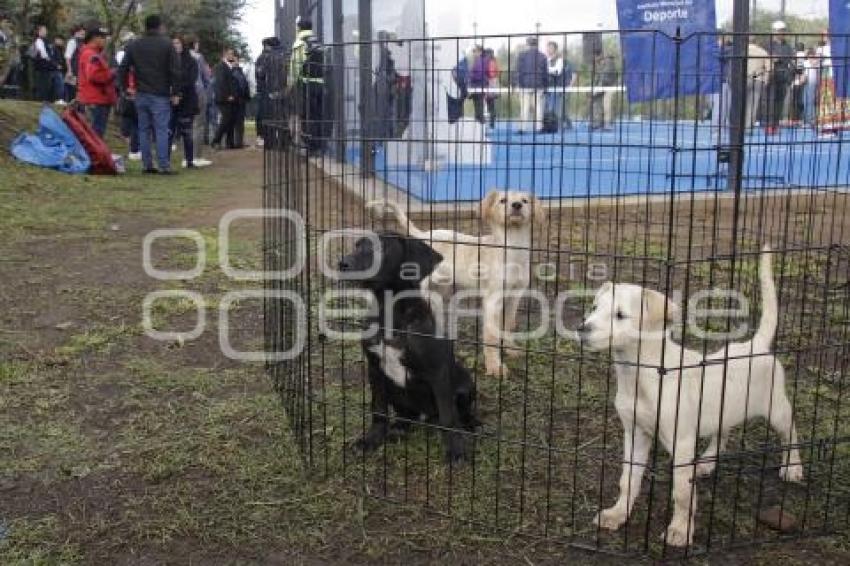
[263,29,850,558]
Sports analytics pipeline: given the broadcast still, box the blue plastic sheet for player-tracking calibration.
[831,0,850,99]
[616,0,721,103]
[10,106,90,174]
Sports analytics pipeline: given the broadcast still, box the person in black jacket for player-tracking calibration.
[211,47,238,149]
[254,37,283,146]
[50,37,67,101]
[765,21,795,135]
[231,56,251,148]
[31,25,59,102]
[118,14,181,174]
[168,35,200,167]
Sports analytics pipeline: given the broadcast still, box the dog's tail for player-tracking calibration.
[753,245,778,348]
[366,200,430,240]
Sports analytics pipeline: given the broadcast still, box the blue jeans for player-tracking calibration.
[803,82,817,126]
[135,92,172,171]
[544,91,571,125]
[86,105,111,138]
[50,71,65,101]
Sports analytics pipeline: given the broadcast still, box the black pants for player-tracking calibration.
[169,114,195,165]
[34,70,53,102]
[472,94,496,127]
[212,102,236,148]
[471,94,485,123]
[233,102,246,148]
[790,82,805,122]
[767,78,790,128]
[300,83,325,152]
[256,92,268,139]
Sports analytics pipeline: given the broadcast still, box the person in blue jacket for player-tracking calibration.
[516,36,548,134]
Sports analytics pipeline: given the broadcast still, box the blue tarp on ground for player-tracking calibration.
[10,106,90,174]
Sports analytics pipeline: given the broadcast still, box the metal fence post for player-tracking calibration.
[727,0,750,193]
[332,0,346,160]
[358,0,374,177]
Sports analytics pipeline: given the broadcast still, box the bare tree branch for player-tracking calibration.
[107,0,138,55]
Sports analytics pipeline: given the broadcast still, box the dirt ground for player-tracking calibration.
[1,100,849,564]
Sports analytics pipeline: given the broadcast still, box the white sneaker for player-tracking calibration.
[183,158,212,168]
[171,144,177,152]
[128,152,142,161]
[255,137,264,147]
[54,100,67,106]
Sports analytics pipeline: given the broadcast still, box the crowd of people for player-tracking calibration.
[454,37,615,134]
[16,13,843,172]
[19,14,326,168]
[22,14,270,174]
[713,21,837,136]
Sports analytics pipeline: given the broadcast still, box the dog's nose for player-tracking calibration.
[511,201,523,210]
[576,322,591,334]
[338,258,351,271]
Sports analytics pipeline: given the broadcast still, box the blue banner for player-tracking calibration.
[616,0,720,103]
[830,0,850,99]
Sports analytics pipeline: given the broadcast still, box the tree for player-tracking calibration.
[95,0,140,54]
[721,8,828,49]
[152,0,249,61]
[0,0,247,90]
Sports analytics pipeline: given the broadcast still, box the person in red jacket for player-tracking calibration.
[77,26,117,138]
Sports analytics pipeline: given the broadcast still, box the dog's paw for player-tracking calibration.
[779,463,804,483]
[484,361,509,377]
[504,346,524,359]
[593,507,627,531]
[695,461,716,477]
[662,520,694,547]
[350,434,383,454]
[444,435,469,465]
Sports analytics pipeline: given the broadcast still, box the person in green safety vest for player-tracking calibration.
[288,17,326,153]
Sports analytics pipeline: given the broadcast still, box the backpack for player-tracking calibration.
[61,106,118,175]
[301,35,325,80]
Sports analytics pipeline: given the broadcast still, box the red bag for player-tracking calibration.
[61,106,118,175]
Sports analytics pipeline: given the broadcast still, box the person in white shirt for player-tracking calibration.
[790,42,807,123]
[803,49,819,127]
[31,25,57,101]
[64,24,85,100]
[816,34,832,81]
[544,41,574,131]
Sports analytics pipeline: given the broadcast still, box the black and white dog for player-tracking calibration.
[338,231,479,462]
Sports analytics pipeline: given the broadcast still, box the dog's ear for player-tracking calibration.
[479,191,502,226]
[403,238,443,279]
[594,281,614,301]
[642,289,679,326]
[529,195,547,227]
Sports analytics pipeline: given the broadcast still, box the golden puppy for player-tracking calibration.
[368,190,547,376]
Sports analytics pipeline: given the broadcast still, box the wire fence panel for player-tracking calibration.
[264,29,850,558]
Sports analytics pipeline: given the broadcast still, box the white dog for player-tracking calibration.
[576,247,803,547]
[368,190,547,376]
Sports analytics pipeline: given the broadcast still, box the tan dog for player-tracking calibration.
[368,190,547,375]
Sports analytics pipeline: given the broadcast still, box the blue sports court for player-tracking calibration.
[348,120,850,202]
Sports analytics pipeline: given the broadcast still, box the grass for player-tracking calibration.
[276,220,850,558]
[0,100,255,253]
